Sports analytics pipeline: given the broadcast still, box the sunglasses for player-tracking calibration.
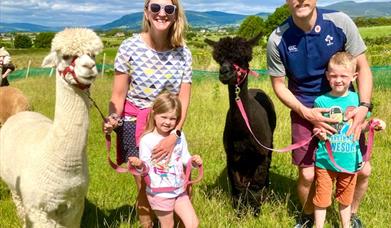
[148,3,176,15]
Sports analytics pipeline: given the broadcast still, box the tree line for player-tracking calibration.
[3,4,391,49]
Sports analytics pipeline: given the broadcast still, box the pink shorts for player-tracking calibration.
[147,192,189,212]
[291,111,369,168]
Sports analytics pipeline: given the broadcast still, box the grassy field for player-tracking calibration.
[359,25,391,39]
[1,73,390,227]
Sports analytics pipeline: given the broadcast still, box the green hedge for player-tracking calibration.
[7,65,391,88]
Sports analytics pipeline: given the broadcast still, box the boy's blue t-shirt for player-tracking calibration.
[314,91,364,172]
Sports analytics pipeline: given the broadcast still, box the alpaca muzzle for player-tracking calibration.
[59,56,91,90]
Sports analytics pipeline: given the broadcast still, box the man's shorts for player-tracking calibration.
[291,111,368,168]
[313,168,357,207]
[147,192,189,212]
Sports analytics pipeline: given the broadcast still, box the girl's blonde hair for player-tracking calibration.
[328,52,358,73]
[143,92,182,135]
[143,0,188,47]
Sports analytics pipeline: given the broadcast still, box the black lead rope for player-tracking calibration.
[87,94,106,121]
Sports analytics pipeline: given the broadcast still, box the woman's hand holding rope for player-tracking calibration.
[102,113,123,135]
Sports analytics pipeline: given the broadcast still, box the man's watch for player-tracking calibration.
[359,102,373,112]
[170,129,181,138]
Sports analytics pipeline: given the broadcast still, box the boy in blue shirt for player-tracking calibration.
[313,52,386,228]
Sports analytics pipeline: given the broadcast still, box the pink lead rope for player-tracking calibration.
[105,134,203,191]
[232,64,319,153]
[127,159,204,193]
[235,94,319,153]
[325,119,379,174]
[88,95,203,190]
[237,94,380,166]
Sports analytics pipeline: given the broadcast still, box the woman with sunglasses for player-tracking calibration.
[103,0,192,227]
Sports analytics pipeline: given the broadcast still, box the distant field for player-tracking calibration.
[4,25,391,72]
[359,25,391,39]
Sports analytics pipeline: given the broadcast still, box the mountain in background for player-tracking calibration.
[1,1,390,33]
[91,12,144,31]
[90,11,251,31]
[0,23,62,33]
[323,1,391,17]
[92,1,390,31]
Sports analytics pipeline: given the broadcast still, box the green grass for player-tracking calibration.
[359,25,391,39]
[1,74,390,227]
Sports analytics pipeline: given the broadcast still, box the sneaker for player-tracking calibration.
[294,213,314,228]
[351,213,363,228]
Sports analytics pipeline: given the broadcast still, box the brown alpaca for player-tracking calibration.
[0,86,30,126]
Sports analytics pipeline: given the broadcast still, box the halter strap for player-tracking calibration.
[59,56,90,90]
[233,64,259,86]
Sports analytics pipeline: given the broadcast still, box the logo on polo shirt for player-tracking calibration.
[325,35,334,46]
[288,45,298,53]
[315,25,321,33]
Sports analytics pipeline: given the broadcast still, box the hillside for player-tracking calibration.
[323,1,391,18]
[91,11,249,31]
[0,23,61,33]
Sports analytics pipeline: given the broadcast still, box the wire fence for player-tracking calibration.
[6,64,391,88]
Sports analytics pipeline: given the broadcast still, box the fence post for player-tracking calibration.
[101,52,106,77]
[26,59,31,78]
[49,67,54,77]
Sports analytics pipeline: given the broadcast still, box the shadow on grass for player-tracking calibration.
[81,199,137,227]
[270,172,339,226]
[202,166,316,217]
[203,167,230,197]
[268,171,299,215]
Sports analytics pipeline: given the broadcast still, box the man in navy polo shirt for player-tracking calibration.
[266,0,372,227]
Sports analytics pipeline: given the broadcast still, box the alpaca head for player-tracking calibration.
[42,28,103,90]
[205,32,262,85]
[0,47,12,65]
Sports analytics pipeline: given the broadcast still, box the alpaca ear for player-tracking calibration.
[42,52,58,68]
[204,38,216,47]
[248,31,264,46]
[0,47,10,56]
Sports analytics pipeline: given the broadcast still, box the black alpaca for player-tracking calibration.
[205,34,276,214]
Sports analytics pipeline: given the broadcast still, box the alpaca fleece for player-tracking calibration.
[205,33,276,214]
[0,28,103,227]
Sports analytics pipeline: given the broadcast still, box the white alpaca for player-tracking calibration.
[0,28,103,227]
[0,86,31,126]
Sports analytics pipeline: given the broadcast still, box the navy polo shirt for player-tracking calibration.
[267,8,366,107]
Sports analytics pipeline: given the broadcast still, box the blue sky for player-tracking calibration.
[0,0,388,27]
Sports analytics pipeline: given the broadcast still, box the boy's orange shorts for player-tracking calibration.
[313,168,357,208]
